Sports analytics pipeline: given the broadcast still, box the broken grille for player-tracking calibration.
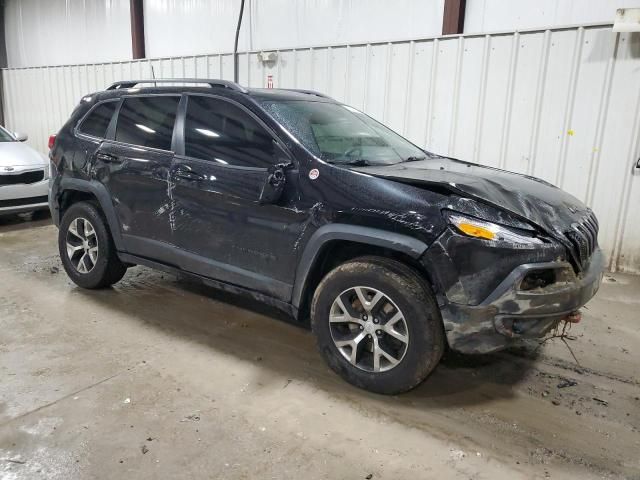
[565,211,599,271]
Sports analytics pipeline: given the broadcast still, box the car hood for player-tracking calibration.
[0,141,47,168]
[353,157,590,239]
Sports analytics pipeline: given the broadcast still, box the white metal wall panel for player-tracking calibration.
[2,25,639,273]
[533,29,575,183]
[428,38,459,155]
[403,41,435,155]
[143,0,445,59]
[588,32,640,273]
[505,33,545,175]
[450,36,483,162]
[4,0,132,68]
[6,0,631,69]
[557,28,611,203]
[474,34,512,169]
[465,0,628,33]
[385,43,412,134]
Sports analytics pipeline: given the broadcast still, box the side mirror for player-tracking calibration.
[259,164,287,204]
[14,132,28,142]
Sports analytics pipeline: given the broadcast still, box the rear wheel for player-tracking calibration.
[58,201,127,289]
[311,256,445,394]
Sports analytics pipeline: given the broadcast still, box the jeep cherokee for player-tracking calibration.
[48,79,604,394]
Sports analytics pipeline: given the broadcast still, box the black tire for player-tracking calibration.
[58,201,127,289]
[311,256,445,394]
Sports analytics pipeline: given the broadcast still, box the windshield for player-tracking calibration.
[259,100,426,166]
[0,127,15,142]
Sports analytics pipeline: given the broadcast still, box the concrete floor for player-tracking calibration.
[1,214,639,480]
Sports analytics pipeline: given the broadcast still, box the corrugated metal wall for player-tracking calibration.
[4,0,132,68]
[2,24,639,273]
[3,0,446,68]
[464,0,628,33]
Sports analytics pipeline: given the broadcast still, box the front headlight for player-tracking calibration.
[448,213,543,245]
[44,161,55,180]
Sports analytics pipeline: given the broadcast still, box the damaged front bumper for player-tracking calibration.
[439,248,605,354]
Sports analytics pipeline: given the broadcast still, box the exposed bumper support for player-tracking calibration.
[442,248,605,354]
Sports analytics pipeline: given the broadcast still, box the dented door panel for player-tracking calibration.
[92,141,175,256]
[166,156,306,298]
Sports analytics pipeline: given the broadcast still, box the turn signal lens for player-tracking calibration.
[448,214,543,245]
[456,222,496,240]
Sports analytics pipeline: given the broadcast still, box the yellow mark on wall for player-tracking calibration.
[567,129,575,136]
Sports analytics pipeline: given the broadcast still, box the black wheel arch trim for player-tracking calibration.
[291,224,429,310]
[55,177,124,250]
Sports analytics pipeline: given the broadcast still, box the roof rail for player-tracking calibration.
[106,78,248,93]
[281,88,333,99]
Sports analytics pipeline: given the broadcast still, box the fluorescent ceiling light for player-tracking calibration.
[195,128,220,138]
[136,123,156,134]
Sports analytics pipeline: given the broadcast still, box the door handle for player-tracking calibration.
[174,166,204,181]
[96,152,121,163]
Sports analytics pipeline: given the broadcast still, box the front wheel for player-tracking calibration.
[311,256,445,394]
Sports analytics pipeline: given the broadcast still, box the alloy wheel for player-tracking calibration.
[66,217,99,274]
[329,286,409,373]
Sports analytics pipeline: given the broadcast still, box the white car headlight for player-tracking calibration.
[43,161,51,180]
[448,213,543,245]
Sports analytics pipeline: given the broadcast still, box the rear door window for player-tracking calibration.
[184,95,277,168]
[115,96,180,151]
[78,101,118,138]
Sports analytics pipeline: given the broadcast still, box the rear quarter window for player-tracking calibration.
[115,96,180,151]
[78,101,118,138]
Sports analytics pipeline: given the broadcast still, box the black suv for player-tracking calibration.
[49,79,604,394]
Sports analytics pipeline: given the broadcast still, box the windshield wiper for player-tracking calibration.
[326,159,371,166]
[403,156,426,162]
[343,159,371,166]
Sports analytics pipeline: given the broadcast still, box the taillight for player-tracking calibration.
[48,134,56,150]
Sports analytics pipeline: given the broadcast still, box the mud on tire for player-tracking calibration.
[311,256,445,394]
[58,201,127,289]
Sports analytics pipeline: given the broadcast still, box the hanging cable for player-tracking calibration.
[233,0,246,83]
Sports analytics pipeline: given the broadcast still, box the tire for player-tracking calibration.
[311,256,445,394]
[58,201,127,289]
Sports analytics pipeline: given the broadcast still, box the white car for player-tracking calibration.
[0,126,49,216]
